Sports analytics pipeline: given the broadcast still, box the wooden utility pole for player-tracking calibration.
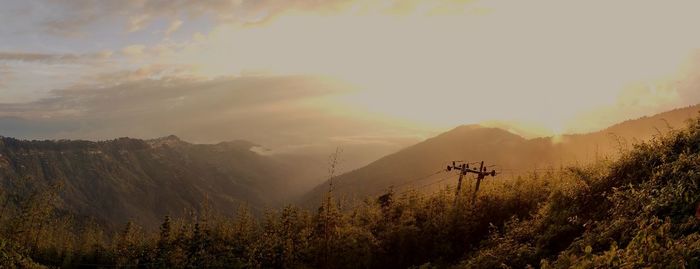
[472,161,486,204]
[454,163,467,198]
[446,161,497,204]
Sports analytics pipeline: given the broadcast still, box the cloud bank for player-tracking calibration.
[0,74,426,169]
[2,0,700,166]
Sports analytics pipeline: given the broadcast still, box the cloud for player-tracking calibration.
[121,45,147,57]
[4,74,330,125]
[4,0,700,149]
[37,0,125,36]
[0,73,422,169]
[22,0,479,36]
[127,14,152,33]
[330,134,425,147]
[0,64,11,88]
[676,51,700,102]
[0,49,121,103]
[0,116,84,138]
[0,74,386,140]
[0,51,111,64]
[565,49,700,134]
[31,0,250,35]
[0,51,79,63]
[165,20,183,35]
[85,64,192,85]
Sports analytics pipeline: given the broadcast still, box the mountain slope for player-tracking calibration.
[0,135,316,228]
[6,114,700,268]
[461,113,700,268]
[303,104,700,204]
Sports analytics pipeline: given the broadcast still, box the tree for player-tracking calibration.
[155,215,174,268]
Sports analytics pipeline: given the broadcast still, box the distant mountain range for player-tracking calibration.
[0,135,326,229]
[1,105,698,228]
[301,104,700,204]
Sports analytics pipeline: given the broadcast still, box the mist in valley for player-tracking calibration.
[3,0,700,268]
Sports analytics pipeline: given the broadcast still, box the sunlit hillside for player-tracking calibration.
[303,105,700,204]
[3,113,700,268]
[4,1,700,268]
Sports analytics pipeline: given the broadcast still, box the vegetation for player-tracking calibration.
[1,116,700,268]
[0,135,326,229]
[303,104,700,203]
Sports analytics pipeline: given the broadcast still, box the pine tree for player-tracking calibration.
[313,192,344,269]
[114,221,140,267]
[156,215,173,268]
[186,220,211,268]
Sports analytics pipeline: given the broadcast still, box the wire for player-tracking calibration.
[371,168,448,197]
[391,169,447,190]
[33,256,160,268]
[403,173,454,193]
[495,168,560,172]
[70,262,158,267]
[384,172,456,197]
[449,160,480,165]
[390,162,499,196]
[372,162,565,199]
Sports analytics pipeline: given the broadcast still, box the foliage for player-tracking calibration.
[1,116,700,268]
[461,116,700,268]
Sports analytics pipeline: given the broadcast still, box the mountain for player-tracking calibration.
[302,104,700,204]
[0,135,324,229]
[555,104,700,161]
[1,105,697,229]
[5,111,700,268]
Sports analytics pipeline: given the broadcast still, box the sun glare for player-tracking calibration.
[171,0,700,137]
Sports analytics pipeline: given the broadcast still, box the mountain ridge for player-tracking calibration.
[1,104,698,228]
[0,135,324,229]
[301,104,700,205]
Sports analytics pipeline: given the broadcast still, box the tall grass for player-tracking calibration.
[2,117,699,268]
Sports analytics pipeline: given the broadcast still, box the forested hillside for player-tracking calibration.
[303,105,700,204]
[0,135,324,229]
[2,115,699,268]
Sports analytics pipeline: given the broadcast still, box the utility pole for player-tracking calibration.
[472,161,486,204]
[446,161,497,204]
[454,163,467,198]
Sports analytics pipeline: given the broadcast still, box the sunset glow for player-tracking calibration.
[2,0,700,148]
[3,3,700,266]
[165,0,700,136]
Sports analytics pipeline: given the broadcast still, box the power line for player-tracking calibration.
[397,173,454,195]
[371,169,447,198]
[493,167,562,171]
[371,162,569,201]
[391,169,447,190]
[446,161,497,204]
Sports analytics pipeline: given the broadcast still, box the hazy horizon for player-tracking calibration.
[3,0,700,160]
[4,2,700,267]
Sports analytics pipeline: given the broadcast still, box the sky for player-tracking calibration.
[1,0,700,165]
